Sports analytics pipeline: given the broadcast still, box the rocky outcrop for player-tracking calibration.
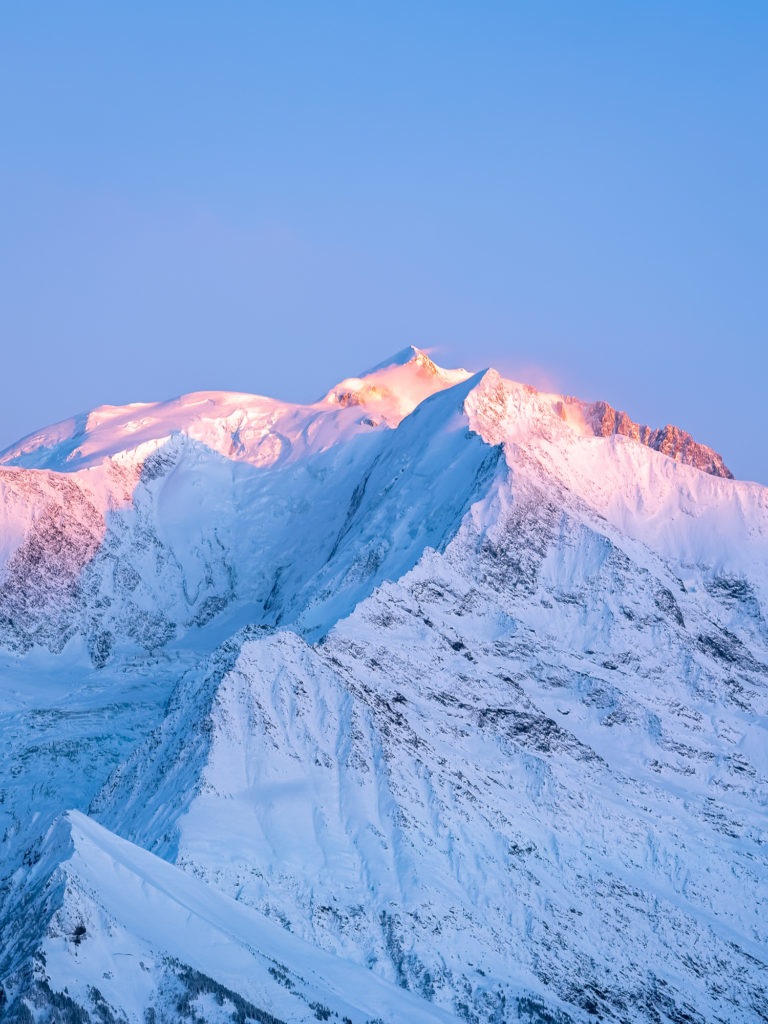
[583,400,733,478]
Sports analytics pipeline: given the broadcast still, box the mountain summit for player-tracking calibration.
[0,351,765,1024]
[0,348,730,477]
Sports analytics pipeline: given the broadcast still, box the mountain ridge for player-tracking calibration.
[0,348,765,1024]
[0,347,732,479]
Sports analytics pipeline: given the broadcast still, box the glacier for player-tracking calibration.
[0,347,765,1023]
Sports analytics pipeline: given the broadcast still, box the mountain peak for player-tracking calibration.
[0,346,764,1024]
[0,347,734,481]
[323,346,471,423]
[358,344,438,376]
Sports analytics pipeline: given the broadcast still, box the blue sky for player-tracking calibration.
[1,2,766,481]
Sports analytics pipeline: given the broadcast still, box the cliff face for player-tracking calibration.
[582,399,734,478]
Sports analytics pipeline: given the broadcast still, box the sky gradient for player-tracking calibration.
[1,2,766,481]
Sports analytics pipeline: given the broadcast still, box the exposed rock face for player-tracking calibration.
[582,399,733,478]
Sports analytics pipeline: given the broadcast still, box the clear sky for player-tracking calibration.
[1,2,766,481]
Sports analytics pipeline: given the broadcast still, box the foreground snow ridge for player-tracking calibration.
[0,347,766,1024]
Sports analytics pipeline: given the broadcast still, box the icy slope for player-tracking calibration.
[0,809,462,1024]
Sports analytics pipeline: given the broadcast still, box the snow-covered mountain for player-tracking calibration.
[0,348,765,1023]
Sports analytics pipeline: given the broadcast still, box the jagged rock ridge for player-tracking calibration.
[577,397,733,478]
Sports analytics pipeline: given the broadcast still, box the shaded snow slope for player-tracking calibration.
[0,810,462,1024]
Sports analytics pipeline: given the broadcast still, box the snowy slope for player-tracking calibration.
[0,347,470,473]
[0,348,749,664]
[1,810,462,1023]
[0,347,766,1024]
[0,352,492,661]
[91,515,768,1022]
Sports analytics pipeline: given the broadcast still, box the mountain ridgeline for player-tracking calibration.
[0,348,765,1024]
